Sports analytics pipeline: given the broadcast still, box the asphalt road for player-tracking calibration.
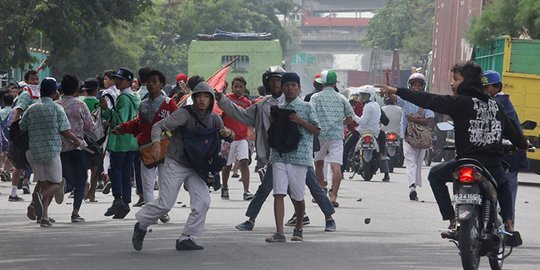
[1,163,539,270]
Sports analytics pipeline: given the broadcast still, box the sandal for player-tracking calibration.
[331,201,339,207]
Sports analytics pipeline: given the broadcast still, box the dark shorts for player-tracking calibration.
[87,151,104,169]
[8,144,30,170]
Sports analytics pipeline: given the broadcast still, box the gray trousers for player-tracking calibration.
[135,157,210,237]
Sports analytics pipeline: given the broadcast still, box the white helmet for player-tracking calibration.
[407,73,426,90]
[357,85,377,102]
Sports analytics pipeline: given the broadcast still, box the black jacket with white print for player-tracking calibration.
[396,83,527,167]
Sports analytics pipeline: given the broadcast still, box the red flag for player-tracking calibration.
[207,62,234,116]
[207,65,230,94]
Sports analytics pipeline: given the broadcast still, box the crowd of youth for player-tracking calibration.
[0,60,528,250]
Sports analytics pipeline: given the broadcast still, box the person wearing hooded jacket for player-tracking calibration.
[378,61,527,245]
[132,81,233,251]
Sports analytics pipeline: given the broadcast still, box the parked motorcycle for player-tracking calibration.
[349,133,380,181]
[385,130,404,172]
[438,120,536,270]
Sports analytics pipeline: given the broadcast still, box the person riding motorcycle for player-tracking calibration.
[377,61,527,246]
[350,86,391,181]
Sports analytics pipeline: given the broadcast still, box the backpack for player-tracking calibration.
[267,105,301,156]
[181,105,227,186]
[84,108,107,155]
[9,119,29,152]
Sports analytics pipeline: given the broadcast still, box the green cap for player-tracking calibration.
[316,69,337,84]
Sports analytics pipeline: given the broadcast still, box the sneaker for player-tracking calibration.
[243,191,254,201]
[8,195,24,202]
[291,228,303,241]
[231,173,240,178]
[235,220,254,231]
[37,217,56,224]
[22,184,31,194]
[96,182,104,191]
[55,178,65,204]
[265,232,286,243]
[113,203,130,219]
[26,204,36,221]
[325,219,336,232]
[102,181,112,195]
[71,214,85,223]
[176,238,204,250]
[40,218,52,228]
[132,222,147,251]
[133,196,145,207]
[160,213,170,223]
[382,174,390,182]
[221,188,229,200]
[409,190,419,201]
[104,198,124,216]
[32,192,43,221]
[285,215,310,226]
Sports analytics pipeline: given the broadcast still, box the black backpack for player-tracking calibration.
[181,105,227,186]
[267,105,301,157]
[9,119,29,152]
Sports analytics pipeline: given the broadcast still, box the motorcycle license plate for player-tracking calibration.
[452,194,482,205]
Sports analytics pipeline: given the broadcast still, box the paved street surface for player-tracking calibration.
[1,163,539,270]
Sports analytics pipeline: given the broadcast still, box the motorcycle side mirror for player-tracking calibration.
[436,121,454,131]
[521,120,537,130]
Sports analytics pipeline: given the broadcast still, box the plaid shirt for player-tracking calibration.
[310,87,354,141]
[19,97,71,162]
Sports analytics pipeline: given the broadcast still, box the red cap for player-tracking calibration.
[176,73,188,83]
[313,74,321,82]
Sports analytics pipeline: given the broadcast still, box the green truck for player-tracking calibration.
[188,38,283,93]
[475,36,540,174]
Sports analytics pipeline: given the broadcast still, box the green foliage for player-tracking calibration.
[467,0,540,46]
[516,0,540,39]
[364,0,435,63]
[1,0,286,83]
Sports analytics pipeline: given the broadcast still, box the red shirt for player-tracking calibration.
[347,100,364,133]
[222,93,252,141]
[118,98,178,145]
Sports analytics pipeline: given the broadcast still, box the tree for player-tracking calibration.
[467,0,540,46]
[135,0,287,83]
[0,0,150,76]
[363,0,435,65]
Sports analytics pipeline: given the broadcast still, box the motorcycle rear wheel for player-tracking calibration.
[458,207,482,270]
[488,237,504,270]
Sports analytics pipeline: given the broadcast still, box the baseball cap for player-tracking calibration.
[176,73,188,83]
[482,70,501,85]
[82,78,99,91]
[111,67,134,81]
[316,70,337,84]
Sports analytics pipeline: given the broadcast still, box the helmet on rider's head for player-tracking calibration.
[357,85,377,103]
[407,73,426,90]
[262,66,286,92]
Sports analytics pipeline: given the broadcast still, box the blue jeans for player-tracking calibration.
[245,165,335,220]
[428,160,513,221]
[61,150,88,210]
[133,153,143,196]
[506,170,518,222]
[109,151,137,204]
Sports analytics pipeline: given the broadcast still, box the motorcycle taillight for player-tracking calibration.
[457,167,481,183]
[387,133,397,141]
[362,136,373,144]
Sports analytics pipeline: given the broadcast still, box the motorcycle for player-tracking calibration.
[385,130,404,172]
[349,133,380,181]
[438,120,537,270]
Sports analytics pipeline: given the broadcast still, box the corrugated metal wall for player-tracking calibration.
[429,0,483,94]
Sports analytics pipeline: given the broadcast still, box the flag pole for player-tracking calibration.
[207,57,238,80]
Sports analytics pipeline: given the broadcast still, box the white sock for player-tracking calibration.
[11,186,17,197]
[179,235,190,242]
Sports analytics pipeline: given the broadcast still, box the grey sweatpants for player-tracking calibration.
[135,157,211,237]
